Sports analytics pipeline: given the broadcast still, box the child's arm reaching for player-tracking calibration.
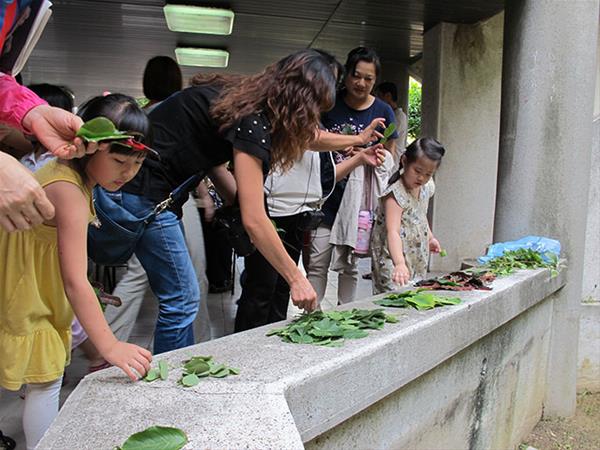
[47,181,152,381]
[383,194,410,286]
[427,224,441,253]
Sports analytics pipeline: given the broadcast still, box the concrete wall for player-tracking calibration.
[578,303,600,392]
[422,13,504,272]
[38,268,565,449]
[307,299,552,450]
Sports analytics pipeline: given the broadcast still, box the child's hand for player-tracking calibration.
[102,341,152,381]
[392,263,411,286]
[429,236,442,253]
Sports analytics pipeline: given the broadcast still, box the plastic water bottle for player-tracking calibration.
[355,210,372,255]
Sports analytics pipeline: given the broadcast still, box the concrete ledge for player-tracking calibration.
[38,268,565,449]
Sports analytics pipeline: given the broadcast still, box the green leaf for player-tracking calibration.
[210,368,230,378]
[439,249,447,257]
[180,373,200,387]
[158,361,169,381]
[374,298,408,307]
[228,367,240,375]
[136,97,150,109]
[436,296,462,305]
[342,328,369,339]
[76,117,130,142]
[183,359,210,375]
[385,314,399,323]
[405,292,437,310]
[143,368,160,382]
[119,425,187,450]
[379,122,397,144]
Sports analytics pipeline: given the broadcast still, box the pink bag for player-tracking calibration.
[354,167,375,256]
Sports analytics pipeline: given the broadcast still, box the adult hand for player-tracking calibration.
[0,152,55,232]
[392,263,411,286]
[357,117,385,145]
[290,276,318,312]
[22,104,97,158]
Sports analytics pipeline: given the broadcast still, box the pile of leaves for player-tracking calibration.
[114,425,187,450]
[267,309,398,347]
[143,356,239,388]
[374,290,461,310]
[480,248,561,277]
[179,356,240,387]
[414,270,495,291]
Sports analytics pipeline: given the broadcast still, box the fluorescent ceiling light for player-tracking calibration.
[163,5,234,35]
[175,48,229,68]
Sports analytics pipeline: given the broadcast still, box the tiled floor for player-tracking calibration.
[0,257,373,449]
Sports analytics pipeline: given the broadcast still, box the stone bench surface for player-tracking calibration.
[37,268,565,450]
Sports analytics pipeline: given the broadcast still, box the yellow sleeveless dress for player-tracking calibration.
[0,160,95,390]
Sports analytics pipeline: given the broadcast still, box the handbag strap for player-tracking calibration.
[149,172,205,220]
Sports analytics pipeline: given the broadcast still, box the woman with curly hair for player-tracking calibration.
[114,49,385,353]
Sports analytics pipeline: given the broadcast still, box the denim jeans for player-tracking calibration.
[112,191,200,354]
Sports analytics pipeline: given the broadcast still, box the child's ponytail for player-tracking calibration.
[387,136,446,186]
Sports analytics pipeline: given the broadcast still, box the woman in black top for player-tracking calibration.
[118,49,386,352]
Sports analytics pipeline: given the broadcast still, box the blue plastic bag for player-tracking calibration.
[478,236,561,264]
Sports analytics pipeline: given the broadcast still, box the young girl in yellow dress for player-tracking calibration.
[0,94,153,450]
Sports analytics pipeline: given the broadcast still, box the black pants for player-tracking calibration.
[234,214,306,332]
[199,208,233,289]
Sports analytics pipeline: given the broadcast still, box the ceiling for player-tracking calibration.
[20,0,504,103]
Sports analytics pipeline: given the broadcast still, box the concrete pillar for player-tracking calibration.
[495,0,600,417]
[421,13,504,272]
[582,26,600,304]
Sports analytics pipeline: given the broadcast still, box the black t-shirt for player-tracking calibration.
[320,95,397,226]
[123,84,272,204]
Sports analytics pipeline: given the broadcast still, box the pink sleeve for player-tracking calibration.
[0,74,47,132]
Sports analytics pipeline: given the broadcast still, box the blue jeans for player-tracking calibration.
[114,191,200,354]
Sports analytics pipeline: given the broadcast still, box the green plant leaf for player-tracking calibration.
[379,122,397,144]
[343,328,369,339]
[143,368,160,382]
[439,249,447,257]
[180,373,200,387]
[436,296,462,305]
[405,292,437,310]
[76,117,130,142]
[119,425,187,450]
[183,359,210,375]
[159,361,169,381]
[228,367,240,375]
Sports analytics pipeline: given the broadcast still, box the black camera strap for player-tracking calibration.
[150,171,205,220]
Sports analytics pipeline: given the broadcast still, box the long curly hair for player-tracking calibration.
[190,49,340,172]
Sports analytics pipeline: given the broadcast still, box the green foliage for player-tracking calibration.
[136,97,150,109]
[266,308,398,347]
[76,117,131,142]
[481,249,561,277]
[115,425,187,450]
[439,249,447,257]
[143,360,169,382]
[408,78,422,141]
[380,122,397,144]
[374,290,461,310]
[178,356,240,387]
